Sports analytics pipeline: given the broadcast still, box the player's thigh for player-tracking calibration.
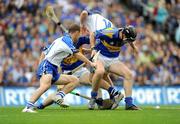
[54,74,79,85]
[96,60,105,72]
[56,85,65,91]
[79,72,91,85]
[39,74,52,87]
[108,61,132,77]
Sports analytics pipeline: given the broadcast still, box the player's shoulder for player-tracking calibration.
[102,27,119,33]
[53,37,63,43]
[62,34,73,43]
[53,34,72,44]
[83,9,102,16]
[60,34,76,50]
[43,44,51,51]
[96,27,116,34]
[76,36,90,48]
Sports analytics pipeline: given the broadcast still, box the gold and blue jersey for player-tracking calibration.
[60,36,90,71]
[94,28,126,58]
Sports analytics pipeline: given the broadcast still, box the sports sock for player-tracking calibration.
[57,91,65,99]
[27,101,35,109]
[91,91,97,99]
[108,87,118,99]
[37,103,45,109]
[125,97,133,107]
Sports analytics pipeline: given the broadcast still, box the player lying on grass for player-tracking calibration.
[80,10,140,110]
[89,26,140,110]
[22,24,96,113]
[37,35,123,110]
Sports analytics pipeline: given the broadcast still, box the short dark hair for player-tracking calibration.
[68,24,80,33]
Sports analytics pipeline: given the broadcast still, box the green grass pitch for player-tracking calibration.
[0,106,180,124]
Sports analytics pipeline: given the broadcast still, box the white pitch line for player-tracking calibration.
[149,106,180,110]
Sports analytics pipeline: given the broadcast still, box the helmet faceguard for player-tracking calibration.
[122,25,137,42]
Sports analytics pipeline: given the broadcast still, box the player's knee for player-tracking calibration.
[71,76,80,86]
[39,83,51,93]
[40,80,51,89]
[124,71,133,80]
[95,69,105,78]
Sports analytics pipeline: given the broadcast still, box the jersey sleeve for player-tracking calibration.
[42,44,50,54]
[94,30,105,39]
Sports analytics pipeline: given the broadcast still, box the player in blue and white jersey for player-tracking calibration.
[22,24,96,113]
[37,36,123,110]
[89,25,140,110]
[80,10,114,33]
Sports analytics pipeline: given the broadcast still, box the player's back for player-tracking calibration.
[61,36,90,71]
[95,28,124,58]
[45,35,74,67]
[86,13,114,32]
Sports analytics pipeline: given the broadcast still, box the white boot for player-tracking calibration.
[22,107,37,113]
[111,92,124,110]
[88,98,96,110]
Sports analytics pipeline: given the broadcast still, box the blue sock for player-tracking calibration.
[37,103,45,109]
[27,101,35,108]
[125,97,133,107]
[91,91,97,99]
[57,91,65,99]
[108,87,118,99]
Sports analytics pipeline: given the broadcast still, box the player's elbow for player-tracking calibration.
[80,10,88,21]
[81,10,88,16]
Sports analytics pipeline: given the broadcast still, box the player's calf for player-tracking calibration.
[54,75,79,105]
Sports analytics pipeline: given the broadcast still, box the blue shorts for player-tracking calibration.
[36,60,60,83]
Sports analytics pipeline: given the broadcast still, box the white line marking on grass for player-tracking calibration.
[150,106,180,110]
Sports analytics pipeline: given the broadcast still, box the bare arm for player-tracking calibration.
[74,52,94,66]
[129,42,138,55]
[90,32,95,48]
[80,10,88,35]
[82,48,91,53]
[38,52,45,65]
[89,32,97,57]
[80,10,88,26]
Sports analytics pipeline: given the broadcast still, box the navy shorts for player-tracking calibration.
[36,60,60,83]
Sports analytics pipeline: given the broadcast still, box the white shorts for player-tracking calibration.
[63,67,90,79]
[97,53,120,70]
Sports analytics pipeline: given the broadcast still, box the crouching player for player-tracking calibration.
[37,35,124,110]
[22,24,96,113]
[89,26,140,110]
[80,10,125,109]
